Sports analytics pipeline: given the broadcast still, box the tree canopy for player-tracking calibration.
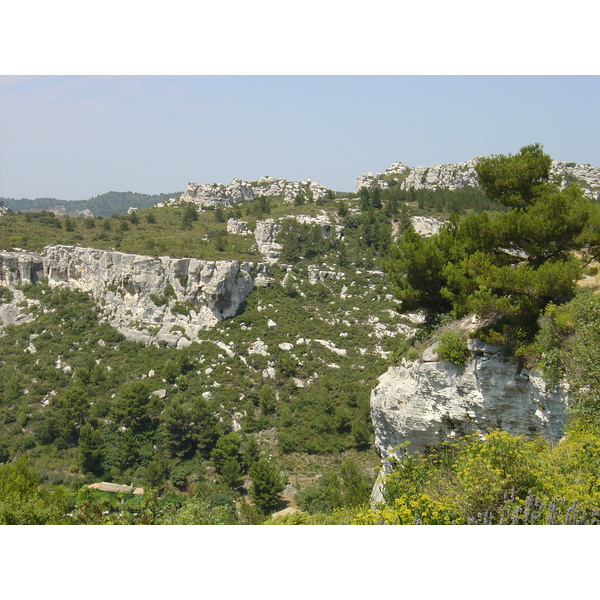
[386,143,600,351]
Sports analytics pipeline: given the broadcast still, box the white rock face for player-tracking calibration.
[369,341,569,506]
[254,213,342,264]
[226,218,249,235]
[248,339,269,356]
[0,250,45,285]
[370,343,568,461]
[552,160,600,199]
[410,216,445,237]
[307,264,344,284]
[254,219,283,264]
[1,245,266,346]
[356,158,481,192]
[0,289,38,328]
[357,158,600,200]
[172,176,329,209]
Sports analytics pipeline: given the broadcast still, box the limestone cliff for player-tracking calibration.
[369,339,569,504]
[1,245,268,347]
[370,339,568,458]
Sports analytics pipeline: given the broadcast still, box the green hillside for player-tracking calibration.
[1,145,600,525]
[1,190,182,217]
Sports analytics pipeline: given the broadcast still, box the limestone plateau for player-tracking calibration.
[2,154,592,505]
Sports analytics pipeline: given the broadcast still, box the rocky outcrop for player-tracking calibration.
[410,216,445,237]
[253,214,343,264]
[294,214,343,239]
[227,219,249,235]
[357,158,600,200]
[370,340,568,462]
[169,176,330,209]
[356,158,481,193]
[254,219,283,264]
[551,161,600,199]
[369,338,569,504]
[0,245,268,347]
[0,250,44,286]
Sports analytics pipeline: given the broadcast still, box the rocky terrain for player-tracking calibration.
[2,150,597,524]
[357,158,600,200]
[370,338,568,460]
[164,176,331,209]
[368,325,570,505]
[0,246,267,347]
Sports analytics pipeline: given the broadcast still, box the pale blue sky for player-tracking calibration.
[2,75,599,200]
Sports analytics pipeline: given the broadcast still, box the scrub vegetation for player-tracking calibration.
[2,144,600,524]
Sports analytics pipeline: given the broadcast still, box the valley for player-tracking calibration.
[1,148,600,524]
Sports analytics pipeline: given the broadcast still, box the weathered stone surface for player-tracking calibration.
[369,342,569,505]
[0,250,44,285]
[357,158,600,200]
[168,176,330,209]
[370,347,568,463]
[254,213,342,264]
[307,264,344,284]
[0,245,268,346]
[410,216,445,237]
[0,288,37,328]
[254,219,282,263]
[226,218,249,235]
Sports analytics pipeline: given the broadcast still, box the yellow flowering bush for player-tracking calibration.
[352,493,463,525]
[450,429,552,516]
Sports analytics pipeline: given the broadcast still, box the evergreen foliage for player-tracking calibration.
[249,458,285,513]
[386,144,600,352]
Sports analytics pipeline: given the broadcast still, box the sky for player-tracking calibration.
[1,75,600,200]
[2,2,599,201]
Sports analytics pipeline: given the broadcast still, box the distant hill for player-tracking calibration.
[1,191,182,217]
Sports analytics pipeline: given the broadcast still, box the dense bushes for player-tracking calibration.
[360,428,600,524]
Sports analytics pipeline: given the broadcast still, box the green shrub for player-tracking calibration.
[0,287,13,303]
[149,294,168,306]
[437,331,469,366]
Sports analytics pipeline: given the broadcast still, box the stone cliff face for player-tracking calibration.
[370,340,568,461]
[357,158,600,200]
[1,245,267,347]
[369,339,569,504]
[168,176,330,209]
[0,250,44,285]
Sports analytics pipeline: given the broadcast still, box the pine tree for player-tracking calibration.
[249,458,285,513]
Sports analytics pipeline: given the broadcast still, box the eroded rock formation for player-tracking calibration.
[168,176,330,209]
[370,339,568,459]
[369,338,569,504]
[357,158,600,200]
[1,245,268,346]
